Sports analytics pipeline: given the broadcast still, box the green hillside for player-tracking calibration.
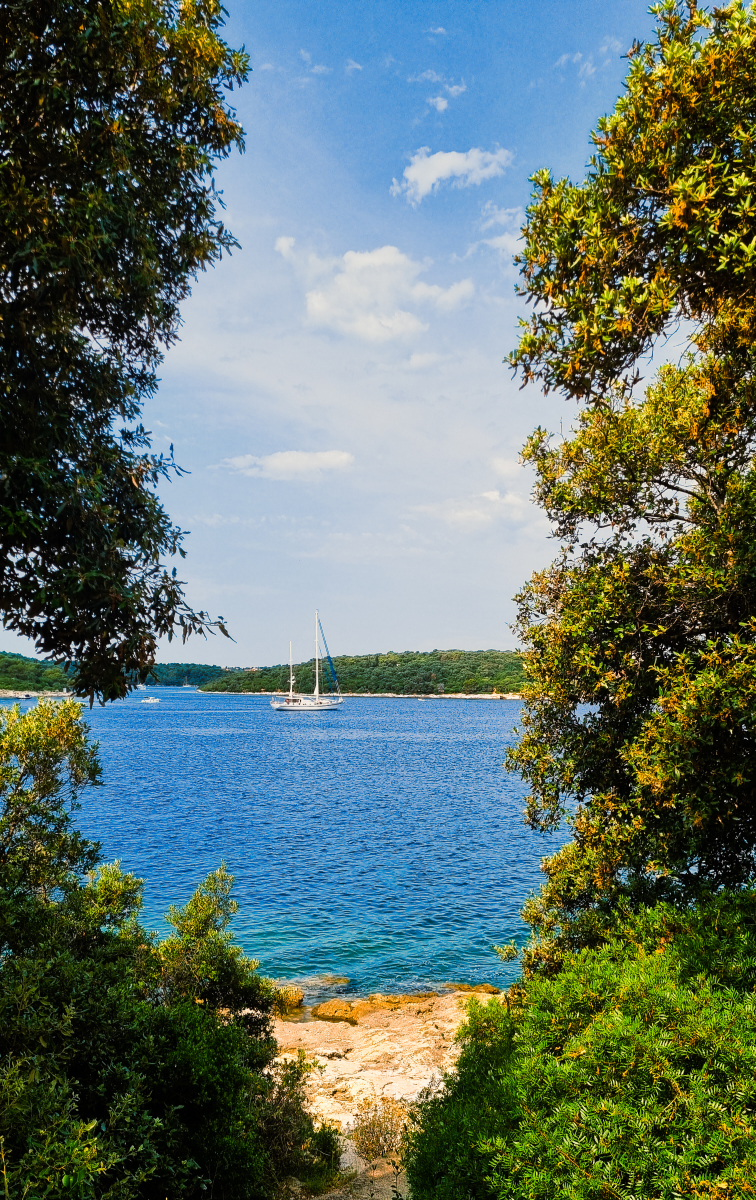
[148,663,226,687]
[200,649,525,695]
[0,652,69,692]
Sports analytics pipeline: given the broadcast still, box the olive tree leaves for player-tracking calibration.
[0,0,247,700]
[507,1,756,970]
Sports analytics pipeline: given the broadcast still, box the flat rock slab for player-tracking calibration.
[274,989,496,1129]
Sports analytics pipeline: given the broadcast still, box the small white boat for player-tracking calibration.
[271,612,344,713]
[141,696,159,704]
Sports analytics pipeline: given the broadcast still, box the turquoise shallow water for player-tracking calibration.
[6,690,565,1000]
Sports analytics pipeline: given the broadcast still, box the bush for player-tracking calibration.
[405,893,756,1200]
[0,700,339,1198]
[350,1095,411,1163]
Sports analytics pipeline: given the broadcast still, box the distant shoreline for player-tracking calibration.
[0,689,71,699]
[199,690,522,699]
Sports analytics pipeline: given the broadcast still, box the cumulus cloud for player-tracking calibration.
[428,96,448,112]
[426,26,447,34]
[391,146,513,206]
[276,240,474,342]
[224,450,354,481]
[446,82,466,97]
[345,58,363,72]
[311,63,331,74]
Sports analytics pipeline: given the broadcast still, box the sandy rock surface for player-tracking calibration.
[274,987,496,1129]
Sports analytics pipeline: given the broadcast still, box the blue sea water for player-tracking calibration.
[6,690,566,1001]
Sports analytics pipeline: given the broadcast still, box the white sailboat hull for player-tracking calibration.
[270,694,343,712]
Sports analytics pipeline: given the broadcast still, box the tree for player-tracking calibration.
[0,0,247,702]
[505,0,756,969]
[0,699,341,1197]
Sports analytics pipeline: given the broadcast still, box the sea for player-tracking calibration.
[6,689,566,1002]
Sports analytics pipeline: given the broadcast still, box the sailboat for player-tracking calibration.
[270,612,344,712]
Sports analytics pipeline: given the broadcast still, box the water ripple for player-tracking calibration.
[14,692,566,999]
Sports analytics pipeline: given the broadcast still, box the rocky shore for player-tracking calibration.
[274,985,500,1197]
[0,689,70,699]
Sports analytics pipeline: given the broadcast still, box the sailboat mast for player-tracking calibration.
[289,641,294,700]
[314,610,320,699]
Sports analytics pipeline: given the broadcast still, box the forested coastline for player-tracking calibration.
[0,651,69,692]
[199,649,525,695]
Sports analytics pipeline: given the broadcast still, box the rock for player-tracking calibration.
[275,990,474,1130]
[311,992,439,1024]
[442,982,501,994]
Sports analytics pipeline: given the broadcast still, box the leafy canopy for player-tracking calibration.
[0,0,246,702]
[509,0,756,399]
[504,1,756,968]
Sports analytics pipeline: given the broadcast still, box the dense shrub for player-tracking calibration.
[405,893,756,1200]
[0,699,339,1198]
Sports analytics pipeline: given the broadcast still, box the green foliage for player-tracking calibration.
[508,1,756,399]
[405,893,756,1200]
[0,651,69,692]
[0,0,244,703]
[148,663,226,687]
[0,700,339,1198]
[201,649,526,696]
[503,1,756,968]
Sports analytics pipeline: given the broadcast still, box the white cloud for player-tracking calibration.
[224,450,355,481]
[391,146,513,206]
[259,62,274,71]
[428,96,448,112]
[457,205,523,262]
[311,63,331,75]
[446,82,466,98]
[480,202,521,232]
[345,58,363,73]
[406,352,444,370]
[275,235,296,260]
[276,241,474,342]
[408,69,443,83]
[555,51,581,67]
[426,26,447,34]
[299,48,311,64]
[416,488,531,529]
[555,38,622,82]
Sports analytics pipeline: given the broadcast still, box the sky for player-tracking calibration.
[4,0,660,669]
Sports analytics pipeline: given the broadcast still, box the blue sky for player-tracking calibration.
[4,0,658,668]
